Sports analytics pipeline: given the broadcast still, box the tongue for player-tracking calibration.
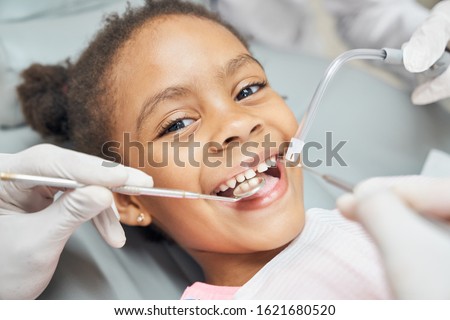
[252,172,279,197]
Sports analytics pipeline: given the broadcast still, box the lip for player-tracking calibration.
[210,150,279,195]
[218,158,288,211]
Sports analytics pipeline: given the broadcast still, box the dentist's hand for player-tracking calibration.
[337,176,450,299]
[0,144,153,299]
[403,0,450,105]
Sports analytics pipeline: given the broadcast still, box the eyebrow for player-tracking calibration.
[136,86,190,133]
[219,53,264,79]
[136,54,264,133]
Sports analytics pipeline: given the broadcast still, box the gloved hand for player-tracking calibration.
[337,176,450,299]
[0,144,153,299]
[403,0,450,105]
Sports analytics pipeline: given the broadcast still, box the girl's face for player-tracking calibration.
[111,15,304,269]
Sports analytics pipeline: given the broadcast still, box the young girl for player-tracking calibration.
[18,0,391,299]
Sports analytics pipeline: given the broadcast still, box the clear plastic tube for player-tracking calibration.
[285,48,450,163]
[284,49,386,163]
[295,49,386,142]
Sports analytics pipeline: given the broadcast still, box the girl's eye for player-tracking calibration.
[235,82,267,101]
[162,118,195,135]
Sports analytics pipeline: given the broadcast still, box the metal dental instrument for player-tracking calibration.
[0,172,266,203]
[301,166,354,192]
[285,48,450,164]
[113,176,266,201]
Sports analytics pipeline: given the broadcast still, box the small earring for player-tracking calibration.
[137,213,145,223]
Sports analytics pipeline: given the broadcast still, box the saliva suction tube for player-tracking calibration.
[285,48,450,164]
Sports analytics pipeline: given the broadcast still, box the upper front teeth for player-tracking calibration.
[266,155,277,167]
[226,179,237,189]
[257,162,268,173]
[244,169,256,179]
[236,173,245,183]
[215,156,277,194]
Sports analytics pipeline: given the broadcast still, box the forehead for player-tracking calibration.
[113,15,249,82]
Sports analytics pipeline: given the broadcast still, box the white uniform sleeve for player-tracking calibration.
[323,0,429,49]
[216,0,324,53]
[217,0,430,57]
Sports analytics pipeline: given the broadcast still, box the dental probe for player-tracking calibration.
[301,166,354,192]
[285,48,450,164]
[0,172,265,203]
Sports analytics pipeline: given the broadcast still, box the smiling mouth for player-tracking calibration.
[213,155,281,198]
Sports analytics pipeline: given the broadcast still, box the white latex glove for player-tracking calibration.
[403,0,450,105]
[337,176,450,299]
[0,144,153,299]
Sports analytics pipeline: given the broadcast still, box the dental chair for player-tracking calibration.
[1,0,449,299]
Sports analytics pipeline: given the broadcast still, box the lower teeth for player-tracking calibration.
[233,176,261,196]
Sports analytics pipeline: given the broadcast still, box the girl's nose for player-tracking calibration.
[209,111,263,150]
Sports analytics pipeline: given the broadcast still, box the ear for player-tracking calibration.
[113,193,152,227]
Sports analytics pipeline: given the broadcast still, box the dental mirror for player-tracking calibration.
[232,176,266,199]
